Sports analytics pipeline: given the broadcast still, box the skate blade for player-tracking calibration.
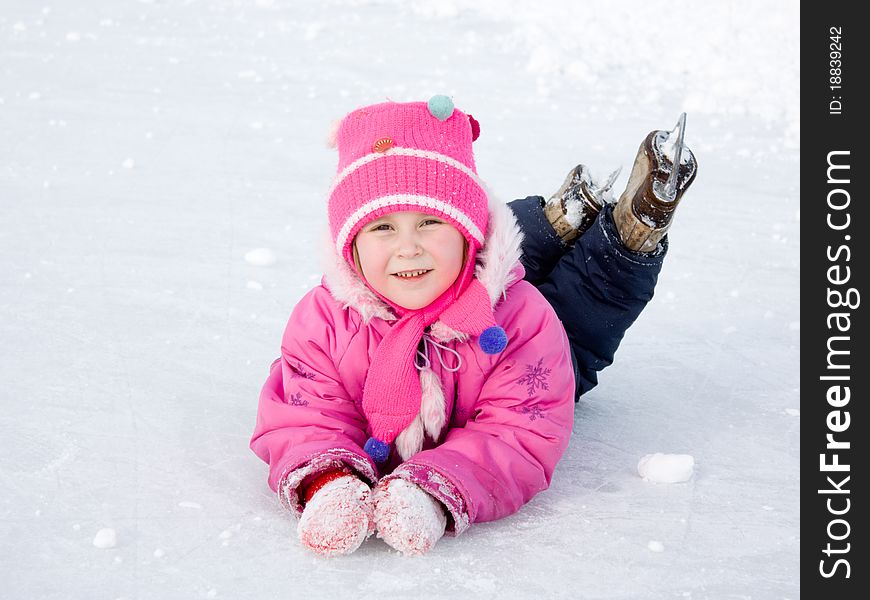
[597,165,622,202]
[652,113,695,202]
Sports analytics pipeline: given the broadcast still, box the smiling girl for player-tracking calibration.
[251,95,697,558]
[251,97,575,557]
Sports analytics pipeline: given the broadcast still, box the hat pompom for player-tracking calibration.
[468,114,480,141]
[326,118,341,149]
[364,437,391,464]
[479,325,507,354]
[427,95,454,121]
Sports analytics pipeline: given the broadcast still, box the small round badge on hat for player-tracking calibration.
[373,137,394,153]
[427,94,455,121]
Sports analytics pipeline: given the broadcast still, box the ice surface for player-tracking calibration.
[0,0,798,598]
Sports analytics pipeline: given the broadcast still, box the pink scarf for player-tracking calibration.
[357,265,505,464]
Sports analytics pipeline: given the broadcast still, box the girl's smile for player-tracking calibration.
[392,268,432,280]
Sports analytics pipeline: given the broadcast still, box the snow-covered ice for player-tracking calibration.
[1,0,798,598]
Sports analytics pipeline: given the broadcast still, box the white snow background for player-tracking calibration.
[0,1,799,598]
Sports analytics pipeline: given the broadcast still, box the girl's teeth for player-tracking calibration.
[396,270,428,277]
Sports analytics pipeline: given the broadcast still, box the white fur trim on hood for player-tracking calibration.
[474,185,525,306]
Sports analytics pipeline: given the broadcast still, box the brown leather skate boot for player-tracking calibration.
[544,164,620,244]
[613,113,698,253]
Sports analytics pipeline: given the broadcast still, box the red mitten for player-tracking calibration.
[297,471,374,557]
[372,478,447,556]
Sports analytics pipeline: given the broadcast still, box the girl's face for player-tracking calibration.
[353,211,467,310]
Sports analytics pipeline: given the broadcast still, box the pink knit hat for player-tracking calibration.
[326,96,506,464]
[328,96,487,274]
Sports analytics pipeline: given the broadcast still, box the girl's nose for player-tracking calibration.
[396,233,423,258]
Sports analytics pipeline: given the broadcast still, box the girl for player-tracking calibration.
[250,96,696,557]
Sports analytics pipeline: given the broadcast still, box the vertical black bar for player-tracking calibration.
[802,4,866,596]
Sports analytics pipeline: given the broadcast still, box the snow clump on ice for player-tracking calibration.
[92,528,117,549]
[637,453,695,483]
[244,248,276,267]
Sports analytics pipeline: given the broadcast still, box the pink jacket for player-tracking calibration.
[250,199,575,536]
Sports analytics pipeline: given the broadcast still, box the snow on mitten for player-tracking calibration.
[297,473,375,557]
[372,478,447,556]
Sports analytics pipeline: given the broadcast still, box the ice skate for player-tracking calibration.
[544,164,620,244]
[612,113,698,253]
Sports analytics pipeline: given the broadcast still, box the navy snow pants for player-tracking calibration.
[508,196,666,401]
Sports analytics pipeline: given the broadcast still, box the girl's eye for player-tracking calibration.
[421,219,441,226]
[371,224,392,231]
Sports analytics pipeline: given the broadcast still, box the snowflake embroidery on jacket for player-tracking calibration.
[288,392,309,406]
[516,358,552,397]
[517,405,546,421]
[289,361,316,380]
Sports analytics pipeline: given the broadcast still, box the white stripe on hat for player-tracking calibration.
[328,147,485,198]
[336,194,486,254]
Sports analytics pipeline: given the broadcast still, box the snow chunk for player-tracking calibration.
[564,198,585,229]
[784,408,800,417]
[637,453,695,483]
[178,501,202,510]
[244,248,276,267]
[93,527,117,548]
[246,280,263,291]
[647,540,665,552]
